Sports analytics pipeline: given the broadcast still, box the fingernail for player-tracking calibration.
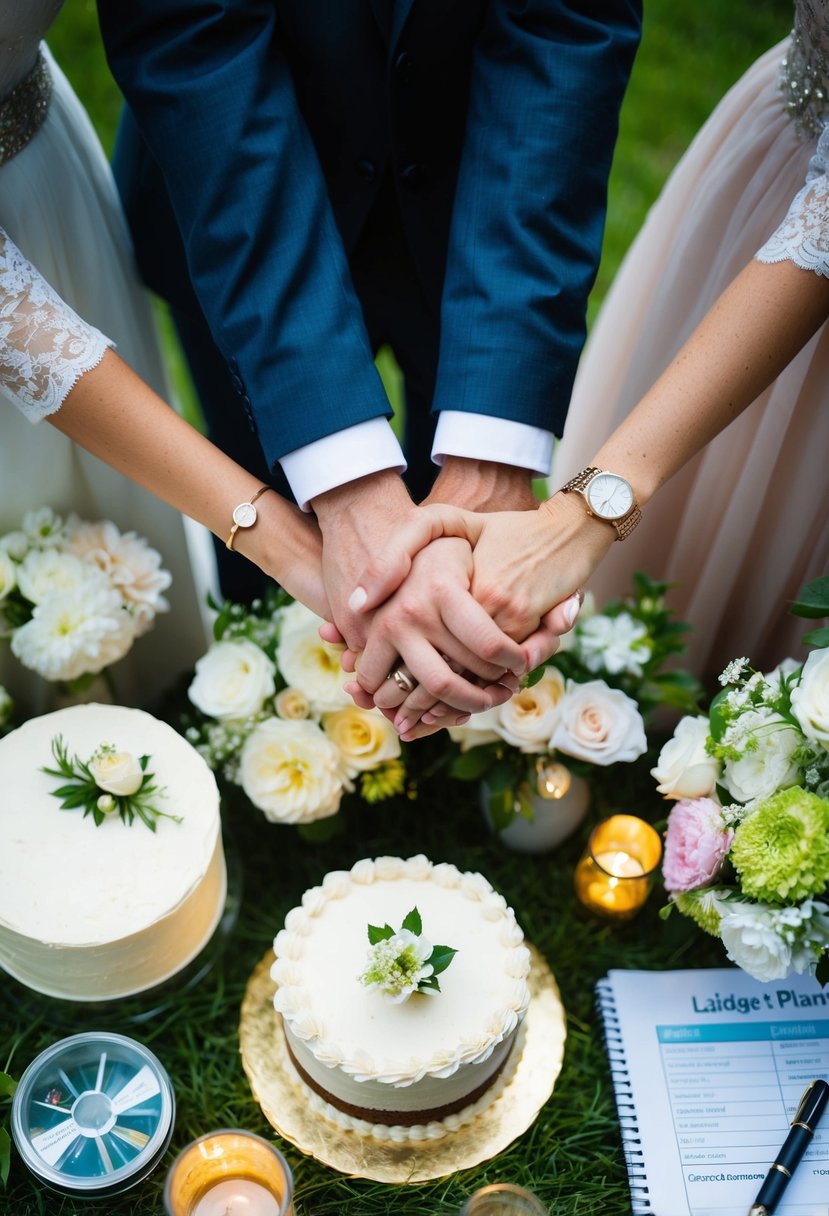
[343,681,359,696]
[525,646,540,672]
[395,717,412,736]
[348,586,367,612]
[454,714,471,726]
[564,592,581,627]
[422,713,436,724]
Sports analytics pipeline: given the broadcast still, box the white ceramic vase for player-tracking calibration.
[481,772,590,854]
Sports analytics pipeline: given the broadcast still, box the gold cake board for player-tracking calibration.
[239,943,566,1183]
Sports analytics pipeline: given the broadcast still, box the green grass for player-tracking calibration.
[3,4,793,1212]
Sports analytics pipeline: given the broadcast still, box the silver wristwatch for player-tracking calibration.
[560,466,641,540]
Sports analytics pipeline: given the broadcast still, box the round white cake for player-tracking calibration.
[271,855,531,1141]
[0,703,226,1001]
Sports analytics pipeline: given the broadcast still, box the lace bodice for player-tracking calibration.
[781,0,829,136]
[0,227,113,420]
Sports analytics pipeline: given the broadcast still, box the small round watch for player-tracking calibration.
[226,485,273,551]
[560,466,641,540]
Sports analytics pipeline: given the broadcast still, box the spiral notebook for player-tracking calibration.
[596,968,829,1216]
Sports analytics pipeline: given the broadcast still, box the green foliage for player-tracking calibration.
[41,736,177,831]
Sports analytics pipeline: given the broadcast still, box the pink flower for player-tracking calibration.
[662,798,734,893]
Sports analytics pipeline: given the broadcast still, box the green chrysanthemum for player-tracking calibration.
[673,888,728,937]
[360,759,406,803]
[731,787,829,903]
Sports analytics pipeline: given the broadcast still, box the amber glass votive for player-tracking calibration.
[164,1129,293,1216]
[460,1182,548,1213]
[574,814,662,920]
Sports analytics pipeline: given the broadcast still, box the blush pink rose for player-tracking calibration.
[662,797,734,893]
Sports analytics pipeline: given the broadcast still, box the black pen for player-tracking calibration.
[748,1078,829,1216]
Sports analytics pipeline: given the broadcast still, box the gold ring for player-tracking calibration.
[390,666,417,695]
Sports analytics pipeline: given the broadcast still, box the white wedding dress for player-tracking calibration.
[0,2,216,716]
[553,0,829,685]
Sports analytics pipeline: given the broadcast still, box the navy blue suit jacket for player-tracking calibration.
[98,0,641,470]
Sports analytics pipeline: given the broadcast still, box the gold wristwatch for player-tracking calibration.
[560,466,641,540]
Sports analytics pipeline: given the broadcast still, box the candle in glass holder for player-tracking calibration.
[164,1130,293,1216]
[460,1182,548,1214]
[574,814,662,920]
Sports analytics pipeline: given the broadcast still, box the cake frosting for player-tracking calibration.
[271,855,530,1141]
[0,703,225,1000]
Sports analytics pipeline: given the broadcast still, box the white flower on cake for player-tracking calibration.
[549,680,647,765]
[239,717,344,824]
[359,907,457,1003]
[66,518,171,634]
[11,579,134,681]
[42,735,177,831]
[188,638,276,721]
[276,600,350,713]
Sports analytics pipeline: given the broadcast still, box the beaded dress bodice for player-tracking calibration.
[782,0,829,135]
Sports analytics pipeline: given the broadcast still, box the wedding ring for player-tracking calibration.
[389,665,417,695]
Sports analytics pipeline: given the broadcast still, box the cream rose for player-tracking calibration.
[188,638,276,721]
[550,679,647,766]
[447,705,502,751]
[275,687,311,720]
[239,717,343,824]
[89,747,144,796]
[651,715,721,799]
[323,706,401,777]
[0,550,17,603]
[495,668,565,752]
[276,601,349,713]
[791,648,829,747]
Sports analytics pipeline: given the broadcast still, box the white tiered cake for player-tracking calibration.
[0,703,225,1000]
[271,855,531,1141]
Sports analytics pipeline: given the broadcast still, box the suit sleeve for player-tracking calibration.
[97,0,392,469]
[432,0,642,436]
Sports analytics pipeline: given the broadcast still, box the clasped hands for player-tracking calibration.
[309,460,610,741]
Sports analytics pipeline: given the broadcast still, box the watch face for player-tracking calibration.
[232,502,257,528]
[586,473,633,521]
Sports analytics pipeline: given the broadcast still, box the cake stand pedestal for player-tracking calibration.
[239,943,566,1183]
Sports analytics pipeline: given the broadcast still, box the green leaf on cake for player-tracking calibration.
[401,907,422,936]
[367,923,395,944]
[41,735,179,832]
[428,945,458,976]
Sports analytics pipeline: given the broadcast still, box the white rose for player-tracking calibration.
[719,902,793,982]
[239,717,343,824]
[448,705,502,751]
[275,687,311,720]
[276,601,349,713]
[323,706,400,777]
[188,639,276,721]
[89,748,144,796]
[16,550,91,605]
[721,711,800,803]
[11,580,135,681]
[495,668,565,753]
[651,715,721,799]
[791,648,829,747]
[550,679,647,766]
[0,550,17,602]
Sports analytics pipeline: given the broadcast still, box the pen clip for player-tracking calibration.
[792,1081,816,1128]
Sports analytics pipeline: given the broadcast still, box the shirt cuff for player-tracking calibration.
[432,411,554,477]
[280,418,407,511]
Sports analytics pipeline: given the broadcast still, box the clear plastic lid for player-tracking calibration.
[11,1030,175,1197]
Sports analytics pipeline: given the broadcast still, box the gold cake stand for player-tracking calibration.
[239,943,566,1183]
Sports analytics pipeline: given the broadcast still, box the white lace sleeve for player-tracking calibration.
[755,123,829,277]
[0,226,113,422]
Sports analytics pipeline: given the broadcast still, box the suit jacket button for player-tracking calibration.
[400,162,425,190]
[355,158,377,182]
[394,51,414,83]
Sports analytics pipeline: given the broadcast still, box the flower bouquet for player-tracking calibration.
[0,507,171,691]
[183,586,407,829]
[448,574,702,832]
[654,576,829,984]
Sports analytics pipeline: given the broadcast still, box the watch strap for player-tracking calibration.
[226,484,273,551]
[560,466,641,541]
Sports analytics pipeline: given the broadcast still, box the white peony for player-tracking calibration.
[0,550,17,602]
[447,705,502,751]
[720,710,800,804]
[16,549,91,606]
[89,747,144,797]
[188,638,276,721]
[576,612,651,676]
[21,506,67,548]
[651,715,721,799]
[276,600,349,713]
[67,518,171,634]
[719,902,793,982]
[239,717,344,824]
[323,706,401,777]
[791,648,829,747]
[550,679,647,766]
[495,668,566,752]
[10,579,135,680]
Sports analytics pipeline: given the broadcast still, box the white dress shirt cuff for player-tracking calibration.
[432,411,554,476]
[280,418,406,511]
